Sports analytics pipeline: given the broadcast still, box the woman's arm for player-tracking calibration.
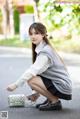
[15,54,50,87]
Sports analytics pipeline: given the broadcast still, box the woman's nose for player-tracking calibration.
[31,34,35,38]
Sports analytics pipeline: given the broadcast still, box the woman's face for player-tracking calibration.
[29,28,44,45]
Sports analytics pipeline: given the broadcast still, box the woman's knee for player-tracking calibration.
[27,76,40,86]
[27,76,36,85]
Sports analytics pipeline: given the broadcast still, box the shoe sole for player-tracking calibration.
[39,106,62,111]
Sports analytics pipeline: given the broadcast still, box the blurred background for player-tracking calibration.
[0,1,80,117]
[0,0,80,53]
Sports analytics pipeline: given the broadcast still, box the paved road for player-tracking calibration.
[0,47,80,119]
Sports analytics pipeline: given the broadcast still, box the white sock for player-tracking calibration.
[32,90,37,94]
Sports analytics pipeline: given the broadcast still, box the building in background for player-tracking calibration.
[0,0,35,40]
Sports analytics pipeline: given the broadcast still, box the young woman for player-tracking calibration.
[7,22,72,111]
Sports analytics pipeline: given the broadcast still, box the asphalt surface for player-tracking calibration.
[0,46,80,119]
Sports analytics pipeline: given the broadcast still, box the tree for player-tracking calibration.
[4,0,10,34]
[33,0,40,21]
[39,0,80,36]
[3,0,14,38]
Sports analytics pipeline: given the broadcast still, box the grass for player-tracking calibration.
[0,36,80,54]
[0,37,31,48]
[50,38,80,53]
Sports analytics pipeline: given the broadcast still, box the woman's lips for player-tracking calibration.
[32,39,36,42]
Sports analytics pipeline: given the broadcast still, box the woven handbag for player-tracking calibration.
[8,94,26,107]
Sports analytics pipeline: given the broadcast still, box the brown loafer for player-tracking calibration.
[39,100,62,111]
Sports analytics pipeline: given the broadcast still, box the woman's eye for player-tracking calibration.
[29,34,32,36]
[29,32,39,35]
[35,32,39,34]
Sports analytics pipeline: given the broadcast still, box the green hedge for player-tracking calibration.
[13,7,20,34]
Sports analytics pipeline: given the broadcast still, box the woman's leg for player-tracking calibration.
[27,76,58,103]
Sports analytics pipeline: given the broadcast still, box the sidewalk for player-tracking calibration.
[0,46,80,65]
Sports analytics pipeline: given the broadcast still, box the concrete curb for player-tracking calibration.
[0,46,31,53]
[0,46,32,57]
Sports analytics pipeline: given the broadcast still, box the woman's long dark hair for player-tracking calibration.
[28,22,50,63]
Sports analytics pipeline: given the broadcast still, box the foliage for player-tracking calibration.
[0,9,3,33]
[39,0,80,35]
[13,7,20,34]
[24,5,34,13]
[0,9,3,22]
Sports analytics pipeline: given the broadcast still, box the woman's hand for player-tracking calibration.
[7,83,17,91]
